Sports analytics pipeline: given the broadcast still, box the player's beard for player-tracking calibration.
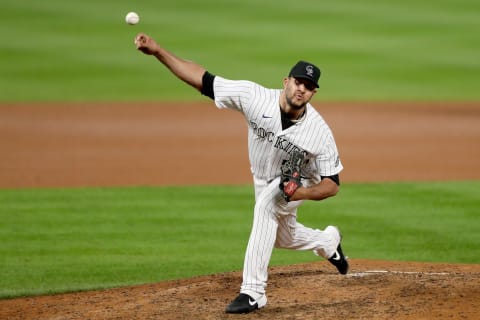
[285,92,308,111]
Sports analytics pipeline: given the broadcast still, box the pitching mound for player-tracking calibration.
[1,260,479,319]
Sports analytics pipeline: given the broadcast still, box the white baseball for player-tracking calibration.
[125,12,140,25]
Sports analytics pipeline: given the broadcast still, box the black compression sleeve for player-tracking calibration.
[201,71,215,100]
[321,174,340,186]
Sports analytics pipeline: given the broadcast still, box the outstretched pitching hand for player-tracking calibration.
[134,33,159,55]
[132,33,207,91]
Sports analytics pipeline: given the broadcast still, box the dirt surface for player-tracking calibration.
[1,102,479,319]
[1,102,479,187]
[1,260,479,320]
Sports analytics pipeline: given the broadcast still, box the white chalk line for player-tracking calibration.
[348,270,450,277]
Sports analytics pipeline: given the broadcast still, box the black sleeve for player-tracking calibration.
[200,71,215,100]
[321,174,340,186]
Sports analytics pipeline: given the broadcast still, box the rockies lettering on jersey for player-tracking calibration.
[250,121,275,142]
[274,136,304,155]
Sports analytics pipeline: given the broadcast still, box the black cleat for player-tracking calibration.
[225,293,267,314]
[328,244,349,275]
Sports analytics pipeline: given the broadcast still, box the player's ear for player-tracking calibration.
[282,77,289,88]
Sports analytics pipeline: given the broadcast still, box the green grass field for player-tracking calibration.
[1,182,479,298]
[1,0,479,101]
[0,0,479,299]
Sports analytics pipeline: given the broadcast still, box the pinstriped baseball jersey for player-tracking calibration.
[213,76,343,183]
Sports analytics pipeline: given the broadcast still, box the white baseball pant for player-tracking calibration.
[240,176,341,298]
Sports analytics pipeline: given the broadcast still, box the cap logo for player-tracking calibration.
[306,65,314,77]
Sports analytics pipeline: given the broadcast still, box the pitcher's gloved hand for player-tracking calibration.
[279,150,305,201]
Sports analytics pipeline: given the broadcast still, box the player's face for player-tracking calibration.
[283,77,317,110]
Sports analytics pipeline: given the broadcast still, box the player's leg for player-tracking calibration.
[240,179,280,296]
[275,215,339,258]
[226,177,282,313]
[275,216,349,274]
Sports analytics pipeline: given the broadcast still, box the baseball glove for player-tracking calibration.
[279,150,305,201]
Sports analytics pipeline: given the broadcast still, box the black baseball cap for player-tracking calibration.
[288,61,321,88]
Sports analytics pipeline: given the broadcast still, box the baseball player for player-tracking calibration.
[134,33,349,314]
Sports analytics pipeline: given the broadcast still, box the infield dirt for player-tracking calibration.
[0,102,479,319]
